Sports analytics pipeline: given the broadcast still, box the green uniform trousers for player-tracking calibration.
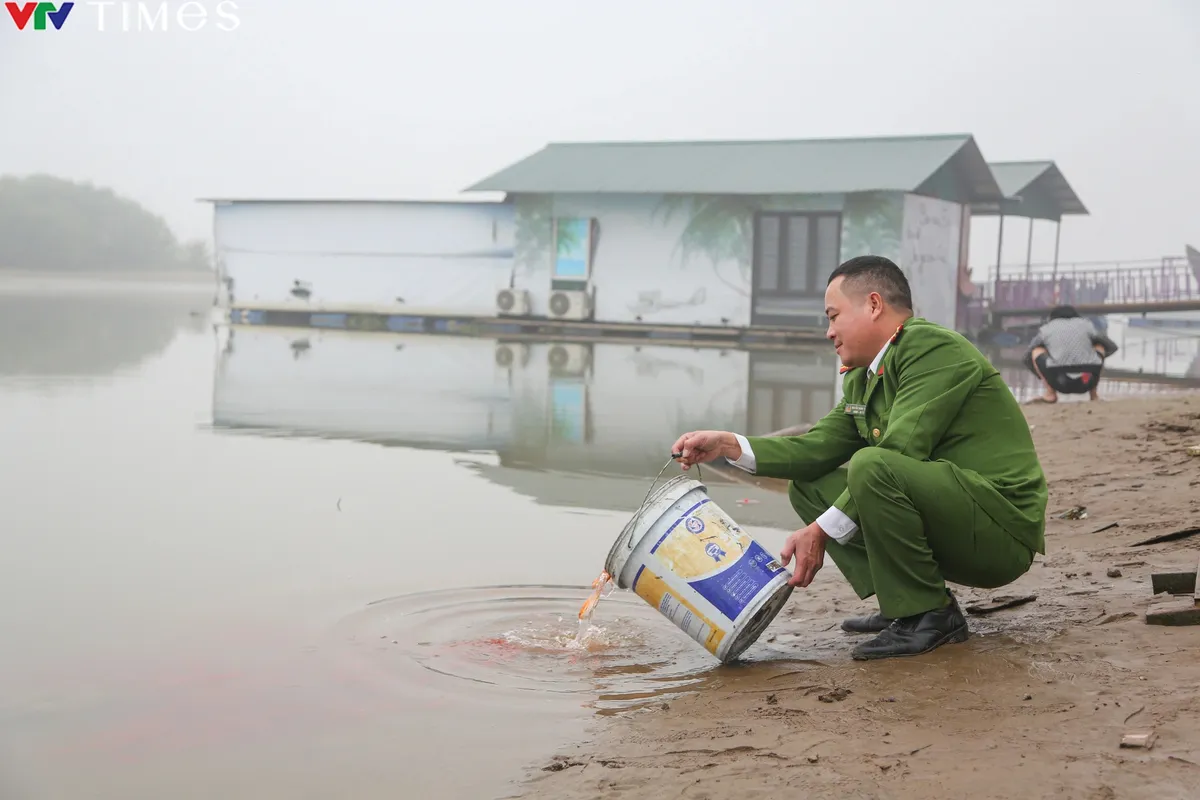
[789,448,1036,620]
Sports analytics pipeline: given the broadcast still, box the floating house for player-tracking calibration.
[206,133,1081,339]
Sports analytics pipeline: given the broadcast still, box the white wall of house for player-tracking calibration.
[899,194,963,329]
[522,194,754,327]
[212,201,516,316]
[210,193,966,332]
[539,194,848,329]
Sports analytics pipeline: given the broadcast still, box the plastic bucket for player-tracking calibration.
[605,474,794,663]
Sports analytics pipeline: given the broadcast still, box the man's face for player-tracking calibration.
[824,277,881,368]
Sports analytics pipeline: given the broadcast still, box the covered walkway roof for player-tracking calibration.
[971,160,1087,221]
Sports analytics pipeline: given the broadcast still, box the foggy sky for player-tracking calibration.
[2,0,1198,271]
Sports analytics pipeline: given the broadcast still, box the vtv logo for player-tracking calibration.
[5,2,73,29]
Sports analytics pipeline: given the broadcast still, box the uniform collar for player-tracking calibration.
[868,323,905,375]
[869,341,890,374]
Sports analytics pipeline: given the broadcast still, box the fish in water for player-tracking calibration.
[576,570,615,645]
[578,570,612,623]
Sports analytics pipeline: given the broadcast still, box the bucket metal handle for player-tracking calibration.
[624,456,703,551]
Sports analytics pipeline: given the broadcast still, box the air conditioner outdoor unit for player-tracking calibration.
[547,343,592,376]
[547,289,593,321]
[496,288,531,316]
[495,341,530,369]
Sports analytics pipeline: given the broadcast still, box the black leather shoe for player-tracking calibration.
[841,612,892,634]
[850,594,969,661]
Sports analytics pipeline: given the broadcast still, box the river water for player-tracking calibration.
[0,278,1195,799]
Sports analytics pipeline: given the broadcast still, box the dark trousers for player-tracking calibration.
[1031,352,1102,394]
[789,449,1035,619]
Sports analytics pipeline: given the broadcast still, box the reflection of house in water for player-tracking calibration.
[210,322,1197,509]
[747,350,839,435]
[213,326,516,452]
[211,327,843,492]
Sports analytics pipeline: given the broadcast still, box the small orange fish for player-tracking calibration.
[578,570,612,620]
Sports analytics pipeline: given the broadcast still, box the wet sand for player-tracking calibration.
[522,394,1200,800]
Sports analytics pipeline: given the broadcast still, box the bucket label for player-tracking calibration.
[654,502,754,582]
[632,566,725,655]
[687,540,786,623]
[658,592,714,651]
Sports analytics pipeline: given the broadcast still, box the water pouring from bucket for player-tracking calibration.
[584,456,794,664]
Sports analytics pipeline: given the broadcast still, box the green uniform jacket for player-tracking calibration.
[746,318,1048,554]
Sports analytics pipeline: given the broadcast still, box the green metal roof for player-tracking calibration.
[972,160,1088,221]
[465,134,1004,202]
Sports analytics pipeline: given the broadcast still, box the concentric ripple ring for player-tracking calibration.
[322,584,724,714]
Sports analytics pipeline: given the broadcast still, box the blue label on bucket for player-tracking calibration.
[687,540,784,622]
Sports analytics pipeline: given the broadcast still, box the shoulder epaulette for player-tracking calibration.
[878,324,905,375]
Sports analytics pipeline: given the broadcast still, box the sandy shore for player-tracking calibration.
[521,393,1200,800]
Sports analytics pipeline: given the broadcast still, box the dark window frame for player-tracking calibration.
[751,211,843,299]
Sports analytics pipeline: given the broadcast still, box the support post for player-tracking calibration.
[1052,219,1062,304]
[1025,219,1034,280]
[1052,219,1061,276]
[993,213,1005,309]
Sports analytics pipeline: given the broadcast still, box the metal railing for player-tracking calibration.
[977,256,1200,311]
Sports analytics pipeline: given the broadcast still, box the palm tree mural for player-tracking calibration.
[841,192,904,261]
[513,195,553,277]
[652,195,756,288]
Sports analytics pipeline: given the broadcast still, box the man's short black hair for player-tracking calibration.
[826,255,913,312]
[1049,305,1079,320]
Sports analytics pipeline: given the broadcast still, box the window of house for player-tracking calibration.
[552,217,593,282]
[753,212,842,297]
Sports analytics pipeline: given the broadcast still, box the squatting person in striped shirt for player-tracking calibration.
[1022,305,1119,404]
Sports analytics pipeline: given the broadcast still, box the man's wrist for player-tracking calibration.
[814,507,858,544]
[724,432,742,461]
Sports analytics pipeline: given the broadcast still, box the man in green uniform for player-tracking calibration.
[672,255,1047,660]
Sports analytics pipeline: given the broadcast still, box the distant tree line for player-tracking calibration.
[0,174,212,272]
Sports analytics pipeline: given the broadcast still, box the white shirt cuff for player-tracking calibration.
[816,506,859,544]
[724,433,756,473]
